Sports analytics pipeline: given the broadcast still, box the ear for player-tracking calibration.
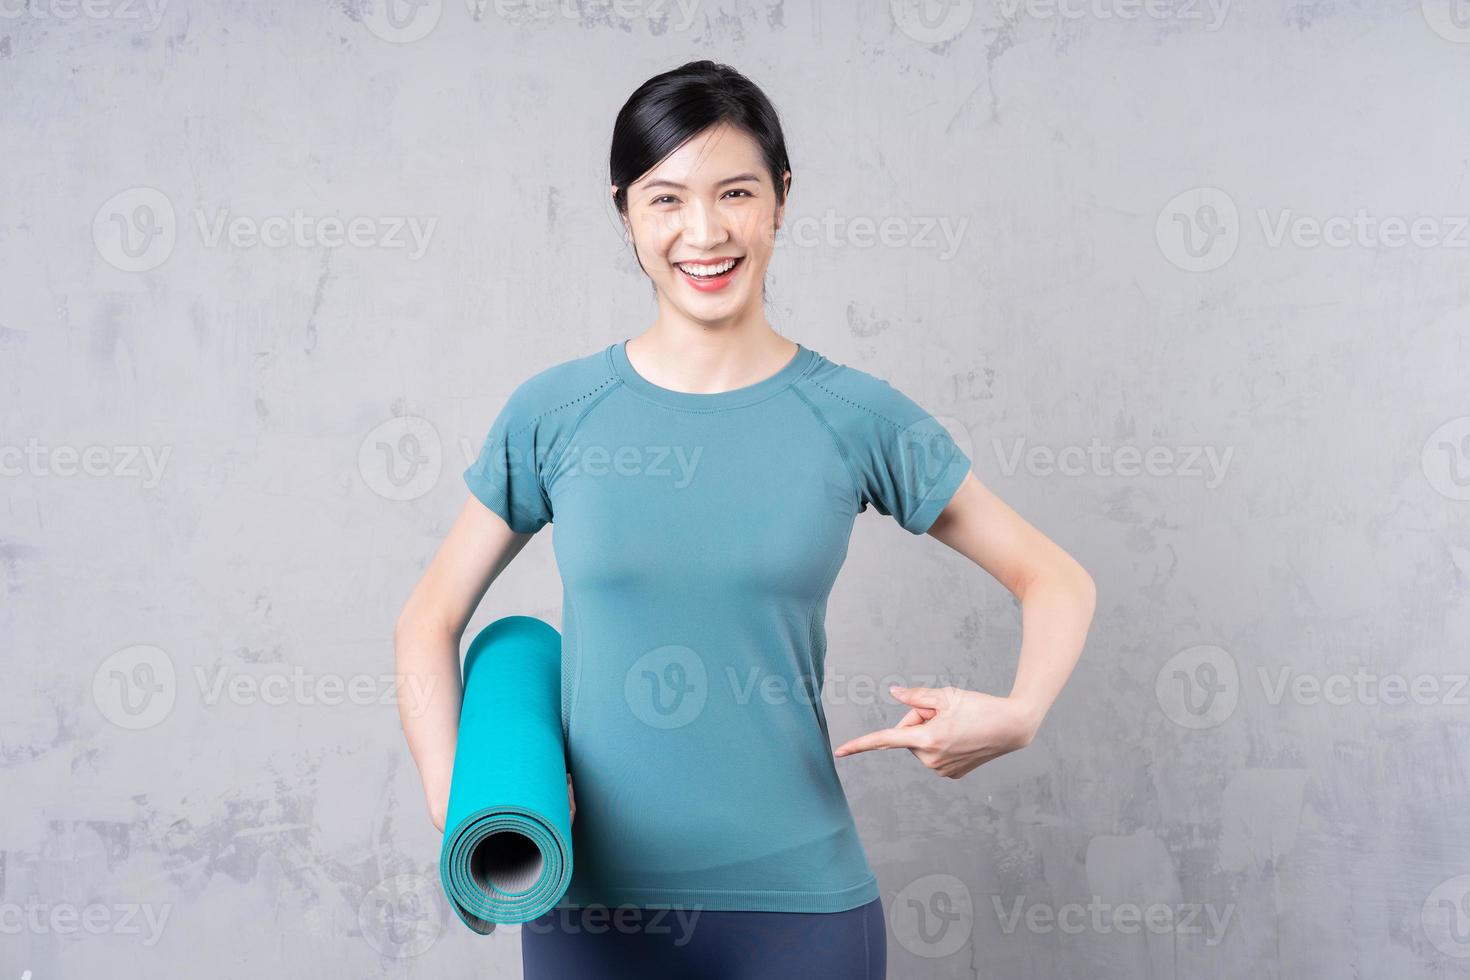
[612,184,633,239]
[774,170,792,231]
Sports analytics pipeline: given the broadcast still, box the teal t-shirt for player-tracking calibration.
[463,338,972,913]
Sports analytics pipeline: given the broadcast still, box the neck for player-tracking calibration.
[628,309,798,395]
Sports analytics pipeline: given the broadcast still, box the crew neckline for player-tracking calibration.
[608,338,817,411]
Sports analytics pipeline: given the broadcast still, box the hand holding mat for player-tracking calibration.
[438,615,574,933]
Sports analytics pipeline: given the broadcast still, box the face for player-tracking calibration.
[615,121,790,327]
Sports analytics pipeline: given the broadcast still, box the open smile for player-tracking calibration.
[674,256,744,291]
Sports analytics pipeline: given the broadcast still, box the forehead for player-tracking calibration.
[634,123,765,187]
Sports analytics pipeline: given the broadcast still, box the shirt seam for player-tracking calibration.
[537,375,623,499]
[504,374,618,443]
[806,376,911,433]
[789,382,865,514]
[606,344,823,414]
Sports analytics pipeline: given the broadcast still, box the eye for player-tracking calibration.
[724,189,753,199]
[652,194,677,205]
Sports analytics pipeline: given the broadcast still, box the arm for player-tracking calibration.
[927,469,1097,734]
[394,495,533,831]
[832,470,1097,776]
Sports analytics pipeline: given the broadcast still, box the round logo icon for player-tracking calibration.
[93,187,176,272]
[624,644,707,730]
[1422,0,1470,43]
[890,873,973,958]
[891,413,969,518]
[1155,643,1239,729]
[92,644,176,730]
[929,413,975,470]
[362,0,442,42]
[1156,187,1239,272]
[890,0,975,45]
[359,416,443,501]
[1423,873,1470,958]
[359,873,446,957]
[1421,416,1470,501]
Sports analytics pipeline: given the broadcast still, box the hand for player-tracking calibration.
[831,686,1040,779]
[568,773,576,824]
[427,787,449,834]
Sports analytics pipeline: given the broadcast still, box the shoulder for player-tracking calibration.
[795,351,941,432]
[497,344,620,431]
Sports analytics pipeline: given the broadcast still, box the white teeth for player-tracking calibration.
[677,257,737,277]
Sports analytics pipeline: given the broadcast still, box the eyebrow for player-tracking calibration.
[635,172,762,191]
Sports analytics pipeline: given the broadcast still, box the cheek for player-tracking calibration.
[733,209,778,255]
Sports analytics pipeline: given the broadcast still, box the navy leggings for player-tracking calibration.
[520,896,886,979]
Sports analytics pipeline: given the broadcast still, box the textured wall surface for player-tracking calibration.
[3,1,1468,976]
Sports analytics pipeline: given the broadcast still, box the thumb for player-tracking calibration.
[894,707,927,728]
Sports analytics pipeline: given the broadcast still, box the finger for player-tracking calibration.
[891,685,946,709]
[833,725,928,757]
[894,707,924,728]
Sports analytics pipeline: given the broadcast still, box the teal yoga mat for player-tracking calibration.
[438,615,573,933]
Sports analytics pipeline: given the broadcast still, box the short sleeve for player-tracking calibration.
[463,382,554,535]
[817,370,972,535]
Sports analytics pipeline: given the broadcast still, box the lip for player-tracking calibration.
[674,255,744,293]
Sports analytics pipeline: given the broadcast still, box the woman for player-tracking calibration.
[395,60,1096,979]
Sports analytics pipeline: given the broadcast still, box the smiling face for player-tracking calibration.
[615,121,790,328]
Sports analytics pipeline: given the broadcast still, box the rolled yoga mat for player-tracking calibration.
[438,615,573,933]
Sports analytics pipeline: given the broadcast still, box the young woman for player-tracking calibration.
[395,60,1095,979]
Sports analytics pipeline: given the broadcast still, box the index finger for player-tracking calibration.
[833,725,928,758]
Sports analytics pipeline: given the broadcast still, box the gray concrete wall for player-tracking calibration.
[3,1,1467,976]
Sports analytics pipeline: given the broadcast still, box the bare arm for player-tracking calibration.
[833,470,1096,775]
[926,470,1096,734]
[394,495,533,831]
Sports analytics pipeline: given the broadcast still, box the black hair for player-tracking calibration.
[609,60,791,217]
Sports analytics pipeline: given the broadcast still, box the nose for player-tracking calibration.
[680,197,728,252]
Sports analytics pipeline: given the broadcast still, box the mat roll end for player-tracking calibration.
[438,615,574,932]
